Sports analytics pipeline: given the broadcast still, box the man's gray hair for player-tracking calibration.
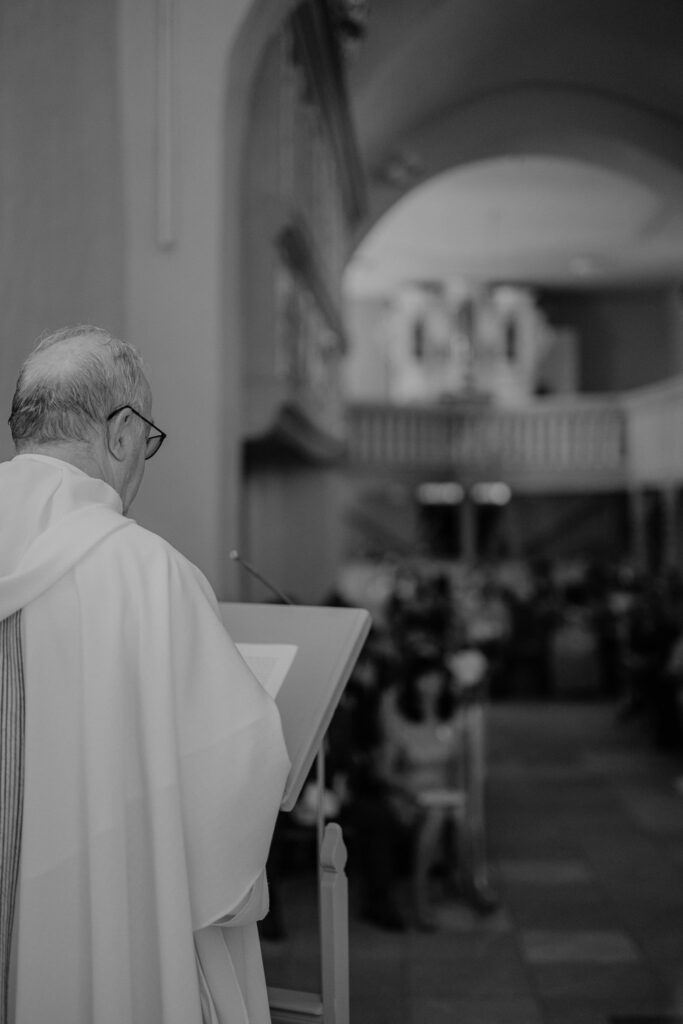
[9,325,151,449]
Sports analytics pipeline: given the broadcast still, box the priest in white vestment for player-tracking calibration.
[0,326,290,1024]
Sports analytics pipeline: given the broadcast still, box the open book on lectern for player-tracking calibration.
[219,602,372,812]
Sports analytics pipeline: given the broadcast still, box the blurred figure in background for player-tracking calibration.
[507,560,560,697]
[619,578,677,725]
[551,581,601,698]
[326,634,408,931]
[461,573,512,698]
[378,654,463,930]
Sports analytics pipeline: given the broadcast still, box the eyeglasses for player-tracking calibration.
[107,405,167,460]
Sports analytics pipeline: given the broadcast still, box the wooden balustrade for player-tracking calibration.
[346,396,628,490]
[622,375,683,485]
[346,375,683,489]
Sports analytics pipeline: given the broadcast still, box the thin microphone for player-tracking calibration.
[232,551,327,851]
[229,550,294,605]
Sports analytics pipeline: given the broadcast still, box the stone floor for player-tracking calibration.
[262,701,683,1023]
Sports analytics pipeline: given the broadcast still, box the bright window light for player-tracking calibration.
[470,482,512,505]
[417,481,465,505]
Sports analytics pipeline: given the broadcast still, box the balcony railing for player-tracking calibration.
[346,381,683,491]
[622,375,683,485]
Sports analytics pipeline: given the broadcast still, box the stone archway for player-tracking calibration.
[354,84,683,247]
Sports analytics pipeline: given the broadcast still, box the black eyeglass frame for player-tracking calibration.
[106,404,167,460]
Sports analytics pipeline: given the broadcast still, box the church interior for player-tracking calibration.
[3,0,683,1021]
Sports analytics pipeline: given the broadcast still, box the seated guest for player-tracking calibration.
[385,563,423,652]
[0,326,290,1024]
[620,580,677,724]
[327,638,409,931]
[379,655,464,930]
[551,583,601,698]
[462,577,512,697]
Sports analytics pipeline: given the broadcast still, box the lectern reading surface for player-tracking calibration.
[219,603,371,812]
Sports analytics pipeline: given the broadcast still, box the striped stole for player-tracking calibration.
[0,612,24,1024]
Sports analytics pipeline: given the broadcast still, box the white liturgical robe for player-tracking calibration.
[0,454,290,1024]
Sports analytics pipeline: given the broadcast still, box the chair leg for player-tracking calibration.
[459,813,499,914]
[412,810,444,929]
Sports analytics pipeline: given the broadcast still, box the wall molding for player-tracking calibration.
[156,0,175,249]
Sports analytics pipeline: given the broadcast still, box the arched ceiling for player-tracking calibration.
[344,0,683,291]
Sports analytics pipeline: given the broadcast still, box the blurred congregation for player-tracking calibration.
[337,554,683,736]
[259,552,683,941]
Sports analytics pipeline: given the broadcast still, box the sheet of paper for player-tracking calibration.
[236,642,298,699]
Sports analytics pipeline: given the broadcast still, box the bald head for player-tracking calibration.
[9,325,151,450]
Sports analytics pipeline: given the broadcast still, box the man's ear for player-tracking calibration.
[106,408,134,463]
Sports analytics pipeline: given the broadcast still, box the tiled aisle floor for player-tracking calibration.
[262,702,683,1023]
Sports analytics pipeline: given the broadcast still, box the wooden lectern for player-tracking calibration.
[219,603,372,1024]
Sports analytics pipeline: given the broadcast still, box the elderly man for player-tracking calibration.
[0,326,290,1024]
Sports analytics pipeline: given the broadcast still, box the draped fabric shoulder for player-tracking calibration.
[0,613,24,1024]
[0,505,130,621]
[4,498,289,1022]
[0,454,130,622]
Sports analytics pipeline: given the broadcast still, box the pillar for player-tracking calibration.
[459,496,478,564]
[662,486,679,571]
[628,488,648,573]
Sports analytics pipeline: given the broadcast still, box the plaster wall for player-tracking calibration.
[542,286,683,393]
[344,296,391,399]
[0,0,291,597]
[244,463,346,603]
[1,0,342,599]
[118,0,253,594]
[118,0,298,595]
[0,0,124,459]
